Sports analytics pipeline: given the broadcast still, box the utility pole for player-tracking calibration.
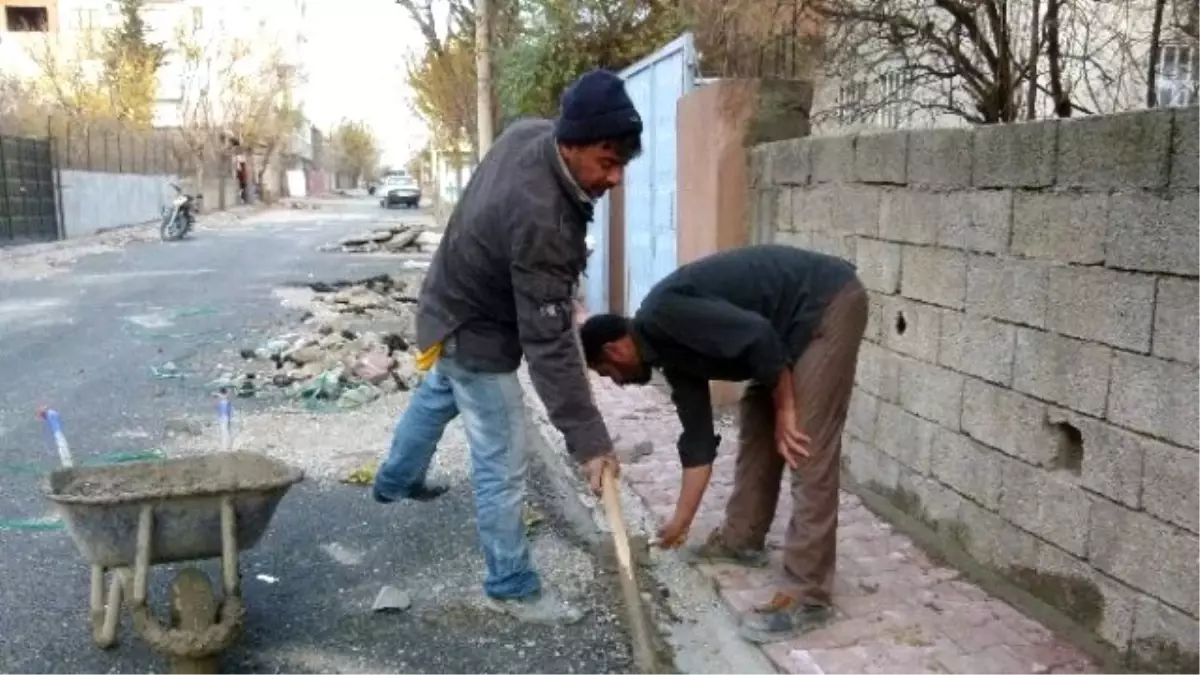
[475,0,494,159]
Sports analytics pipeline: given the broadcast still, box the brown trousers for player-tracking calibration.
[721,278,868,606]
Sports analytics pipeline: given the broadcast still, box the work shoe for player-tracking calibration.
[485,587,585,625]
[678,529,769,567]
[372,480,449,504]
[737,591,833,644]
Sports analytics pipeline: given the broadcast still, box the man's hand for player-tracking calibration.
[584,453,620,495]
[656,516,691,549]
[774,411,811,470]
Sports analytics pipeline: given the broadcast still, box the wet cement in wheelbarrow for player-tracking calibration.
[53,453,297,502]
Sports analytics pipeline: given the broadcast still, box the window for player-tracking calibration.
[1156,44,1199,107]
[4,6,50,31]
[876,71,910,129]
[835,79,868,124]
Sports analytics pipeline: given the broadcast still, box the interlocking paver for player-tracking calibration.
[586,373,1099,674]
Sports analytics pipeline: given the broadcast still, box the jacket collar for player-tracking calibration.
[542,131,594,223]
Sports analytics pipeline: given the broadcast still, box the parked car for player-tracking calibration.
[380,175,421,209]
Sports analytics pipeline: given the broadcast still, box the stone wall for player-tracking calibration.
[748,107,1199,672]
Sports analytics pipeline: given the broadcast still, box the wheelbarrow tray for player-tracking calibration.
[44,452,304,568]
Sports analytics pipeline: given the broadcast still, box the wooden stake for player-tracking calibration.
[600,465,659,673]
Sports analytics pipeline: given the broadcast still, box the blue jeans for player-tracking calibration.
[374,356,541,599]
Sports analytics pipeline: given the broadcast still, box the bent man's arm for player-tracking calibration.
[511,218,611,462]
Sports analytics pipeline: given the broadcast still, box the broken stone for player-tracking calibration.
[348,293,385,310]
[353,350,395,385]
[239,348,257,360]
[383,228,422,252]
[272,373,295,387]
[372,585,411,613]
[287,345,324,365]
[368,229,395,243]
[393,352,421,390]
[315,322,335,336]
[339,235,371,247]
[318,333,347,350]
[388,223,412,235]
[337,384,380,408]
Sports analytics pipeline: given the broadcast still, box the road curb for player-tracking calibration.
[516,365,778,675]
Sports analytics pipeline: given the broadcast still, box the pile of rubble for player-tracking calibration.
[324,222,442,255]
[212,275,423,409]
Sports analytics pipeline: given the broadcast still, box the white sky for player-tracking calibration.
[300,0,430,168]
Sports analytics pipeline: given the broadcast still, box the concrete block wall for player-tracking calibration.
[749,107,1199,672]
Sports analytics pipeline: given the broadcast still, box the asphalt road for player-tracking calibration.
[0,198,638,674]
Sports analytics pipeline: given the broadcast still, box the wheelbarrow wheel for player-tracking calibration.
[168,568,219,674]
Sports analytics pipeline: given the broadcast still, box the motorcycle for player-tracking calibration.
[160,182,201,241]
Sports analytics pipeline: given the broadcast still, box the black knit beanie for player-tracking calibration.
[555,69,643,145]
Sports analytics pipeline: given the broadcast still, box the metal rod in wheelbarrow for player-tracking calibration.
[217,392,233,452]
[37,407,74,468]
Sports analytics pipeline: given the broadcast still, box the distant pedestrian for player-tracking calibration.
[579,244,867,643]
[372,70,643,624]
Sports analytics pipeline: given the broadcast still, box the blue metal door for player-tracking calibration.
[589,33,695,315]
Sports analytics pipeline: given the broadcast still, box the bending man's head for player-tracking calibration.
[555,69,643,199]
[579,313,653,386]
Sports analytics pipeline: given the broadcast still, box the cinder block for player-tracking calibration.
[809,230,856,261]
[846,388,879,442]
[1130,596,1200,672]
[855,238,901,293]
[844,436,901,491]
[956,499,1041,570]
[1108,351,1199,450]
[880,295,940,362]
[1058,109,1173,190]
[1012,328,1113,416]
[772,138,811,186]
[1107,193,1199,276]
[1142,440,1199,534]
[1047,266,1155,352]
[865,292,886,343]
[753,188,781,242]
[939,311,1016,385]
[898,357,964,429]
[998,456,1091,556]
[901,470,964,525]
[831,185,882,237]
[937,190,1012,255]
[907,127,972,188]
[962,378,1057,466]
[1153,277,1199,364]
[774,189,795,232]
[966,254,1050,328]
[1047,409,1143,509]
[900,245,967,309]
[879,189,940,244]
[973,119,1057,188]
[748,146,770,188]
[931,427,1003,509]
[876,401,938,474]
[790,187,832,232]
[1011,192,1108,264]
[853,130,908,184]
[1030,542,1139,650]
[1170,106,1199,192]
[809,134,856,183]
[774,230,813,250]
[1088,498,1199,615]
[856,342,901,403]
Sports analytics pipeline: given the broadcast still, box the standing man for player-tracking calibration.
[578,244,868,642]
[372,70,642,624]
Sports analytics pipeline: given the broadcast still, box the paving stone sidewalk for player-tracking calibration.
[591,374,1100,674]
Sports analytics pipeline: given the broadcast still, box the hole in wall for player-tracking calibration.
[1052,422,1084,475]
[894,311,908,336]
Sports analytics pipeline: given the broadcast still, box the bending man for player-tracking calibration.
[579,244,867,642]
[373,70,640,624]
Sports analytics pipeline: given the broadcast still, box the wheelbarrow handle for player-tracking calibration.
[37,407,73,468]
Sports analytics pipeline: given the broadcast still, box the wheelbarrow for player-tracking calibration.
[43,450,304,673]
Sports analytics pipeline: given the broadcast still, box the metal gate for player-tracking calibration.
[587,33,697,315]
[0,135,60,244]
